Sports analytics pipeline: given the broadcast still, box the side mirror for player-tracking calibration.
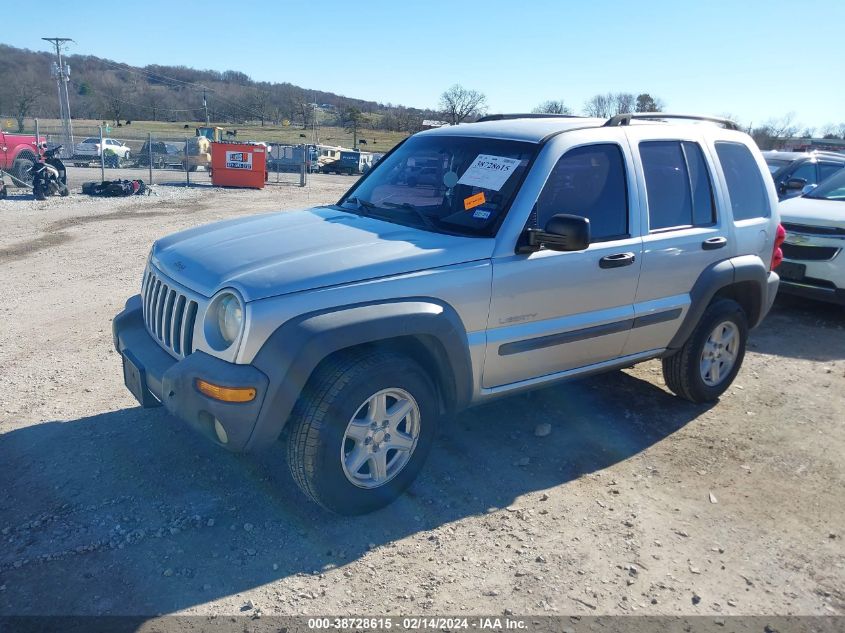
[519,213,590,253]
[786,177,807,190]
[801,183,818,196]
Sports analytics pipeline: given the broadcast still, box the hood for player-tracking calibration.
[151,207,493,301]
[779,196,845,231]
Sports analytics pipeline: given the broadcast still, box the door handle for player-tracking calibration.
[599,252,636,269]
[702,236,728,250]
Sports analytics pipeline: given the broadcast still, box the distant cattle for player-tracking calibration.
[226,129,238,138]
[125,120,132,125]
[183,124,190,129]
[358,139,367,145]
[299,133,306,138]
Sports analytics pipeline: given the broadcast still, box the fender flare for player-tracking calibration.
[245,298,472,452]
[667,255,770,351]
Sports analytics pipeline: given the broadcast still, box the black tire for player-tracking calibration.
[12,156,35,185]
[286,350,439,515]
[0,186,7,199]
[662,298,748,403]
[59,184,70,197]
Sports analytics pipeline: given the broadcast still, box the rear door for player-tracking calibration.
[484,133,643,388]
[621,129,729,356]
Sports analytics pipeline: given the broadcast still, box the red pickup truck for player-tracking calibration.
[1,129,45,185]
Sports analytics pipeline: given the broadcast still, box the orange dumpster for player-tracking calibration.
[210,142,267,188]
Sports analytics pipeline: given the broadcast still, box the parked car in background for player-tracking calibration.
[0,128,44,185]
[322,150,373,175]
[778,169,845,305]
[73,137,132,167]
[137,141,183,169]
[762,150,845,200]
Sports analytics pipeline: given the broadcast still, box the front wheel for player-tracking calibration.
[286,350,439,514]
[662,298,748,403]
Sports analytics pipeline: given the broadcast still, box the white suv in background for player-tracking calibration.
[73,137,131,166]
[779,169,845,305]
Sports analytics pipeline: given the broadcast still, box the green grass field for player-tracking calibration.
[9,118,410,152]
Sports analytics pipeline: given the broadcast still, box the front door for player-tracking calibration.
[483,141,643,389]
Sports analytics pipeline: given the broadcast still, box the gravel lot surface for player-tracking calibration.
[0,168,843,618]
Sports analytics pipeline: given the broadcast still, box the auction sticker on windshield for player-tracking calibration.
[457,154,520,191]
[463,191,486,210]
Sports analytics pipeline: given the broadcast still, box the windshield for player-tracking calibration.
[805,169,845,201]
[338,135,537,237]
[81,138,98,144]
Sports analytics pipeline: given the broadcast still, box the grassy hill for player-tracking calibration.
[12,118,410,152]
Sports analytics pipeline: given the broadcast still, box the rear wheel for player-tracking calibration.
[662,298,748,403]
[12,155,35,185]
[286,350,439,514]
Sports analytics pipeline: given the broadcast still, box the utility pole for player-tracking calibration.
[43,37,74,158]
[203,89,209,125]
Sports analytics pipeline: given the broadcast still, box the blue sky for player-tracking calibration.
[7,0,844,128]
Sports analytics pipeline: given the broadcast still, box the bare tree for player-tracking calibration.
[439,84,487,125]
[250,88,271,126]
[342,106,366,148]
[532,100,572,115]
[751,113,801,150]
[10,79,41,133]
[615,93,635,114]
[296,100,314,130]
[583,93,613,118]
[585,92,651,118]
[100,80,125,126]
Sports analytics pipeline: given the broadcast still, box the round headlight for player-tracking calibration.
[216,293,243,346]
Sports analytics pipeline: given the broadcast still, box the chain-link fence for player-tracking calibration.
[22,121,310,189]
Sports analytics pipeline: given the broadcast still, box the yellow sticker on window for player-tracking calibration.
[463,191,486,210]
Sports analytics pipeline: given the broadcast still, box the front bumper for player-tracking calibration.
[112,295,270,452]
[777,231,845,305]
[779,278,845,305]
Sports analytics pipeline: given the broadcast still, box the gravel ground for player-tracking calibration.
[0,168,843,618]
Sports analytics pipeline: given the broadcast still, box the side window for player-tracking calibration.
[714,142,771,220]
[640,141,715,230]
[684,142,716,226]
[535,143,628,242]
[790,162,817,184]
[819,163,843,182]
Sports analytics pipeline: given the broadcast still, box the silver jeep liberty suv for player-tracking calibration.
[114,113,784,514]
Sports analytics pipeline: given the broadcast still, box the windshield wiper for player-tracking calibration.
[342,196,378,216]
[380,201,439,231]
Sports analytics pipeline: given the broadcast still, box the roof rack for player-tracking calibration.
[476,113,583,122]
[604,113,741,131]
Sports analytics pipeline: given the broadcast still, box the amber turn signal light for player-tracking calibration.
[195,379,256,403]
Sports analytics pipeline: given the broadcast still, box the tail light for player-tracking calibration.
[771,223,786,270]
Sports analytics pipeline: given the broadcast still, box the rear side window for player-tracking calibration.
[714,142,770,220]
[536,143,628,241]
[819,162,844,181]
[640,141,715,230]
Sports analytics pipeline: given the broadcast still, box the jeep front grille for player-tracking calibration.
[141,268,198,358]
